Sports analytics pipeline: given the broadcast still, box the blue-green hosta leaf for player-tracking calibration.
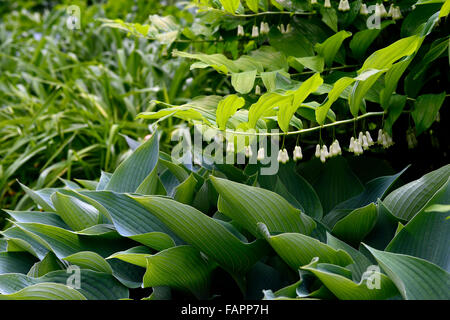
[0,240,6,252]
[211,176,316,237]
[364,245,450,300]
[18,183,55,211]
[79,191,180,250]
[312,157,364,215]
[315,31,352,67]
[0,283,87,300]
[1,226,50,259]
[107,246,153,268]
[0,252,37,275]
[97,171,112,191]
[383,164,450,221]
[216,95,245,130]
[412,92,446,135]
[4,210,70,229]
[327,232,372,281]
[0,269,128,300]
[231,70,257,94]
[51,192,99,231]
[143,245,214,299]
[386,179,450,271]
[278,73,323,133]
[132,195,267,275]
[331,203,378,246]
[257,223,352,271]
[324,166,409,228]
[63,251,113,274]
[105,133,159,193]
[27,252,63,277]
[301,258,399,300]
[173,173,198,205]
[135,165,167,196]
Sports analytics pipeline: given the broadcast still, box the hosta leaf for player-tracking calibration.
[216,95,245,130]
[4,210,70,229]
[386,179,450,271]
[331,203,378,246]
[324,166,408,228]
[0,252,36,275]
[278,73,323,133]
[1,226,50,259]
[258,223,353,271]
[383,164,450,220]
[51,192,99,231]
[0,283,87,300]
[312,157,364,215]
[315,31,352,67]
[132,195,267,275]
[327,233,372,281]
[211,176,316,237]
[173,173,198,205]
[79,191,180,250]
[364,245,450,300]
[105,133,159,193]
[63,251,113,274]
[135,165,166,195]
[143,245,213,299]
[411,92,446,135]
[97,171,112,191]
[0,270,128,300]
[27,252,63,277]
[18,183,55,211]
[107,246,153,268]
[301,258,399,300]
[231,70,257,94]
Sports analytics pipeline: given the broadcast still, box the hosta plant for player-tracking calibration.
[0,134,448,300]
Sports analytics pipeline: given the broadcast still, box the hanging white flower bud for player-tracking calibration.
[278,148,289,164]
[365,131,374,146]
[320,151,326,163]
[226,141,235,153]
[406,131,418,149]
[244,146,253,158]
[392,6,402,20]
[381,133,388,148]
[379,3,388,17]
[311,0,318,5]
[386,133,393,147]
[257,147,265,161]
[278,24,286,34]
[377,129,383,144]
[315,144,321,158]
[360,3,369,15]
[283,149,289,163]
[387,4,394,17]
[354,140,364,155]
[285,24,292,33]
[251,25,259,38]
[334,140,342,155]
[358,131,364,142]
[338,0,350,11]
[324,0,332,8]
[293,146,303,161]
[349,137,355,153]
[277,149,284,163]
[255,85,261,95]
[329,144,335,157]
[322,145,329,159]
[237,25,245,37]
[260,22,269,35]
[362,135,370,150]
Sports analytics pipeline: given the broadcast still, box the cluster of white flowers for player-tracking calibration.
[349,131,375,155]
[315,140,342,163]
[324,0,332,8]
[338,0,350,12]
[360,3,369,15]
[277,148,290,164]
[377,129,394,148]
[277,24,292,34]
[376,3,388,18]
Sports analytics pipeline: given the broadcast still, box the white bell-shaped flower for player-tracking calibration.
[362,135,370,150]
[322,145,329,159]
[315,144,321,158]
[285,24,292,33]
[324,0,332,8]
[257,147,265,161]
[293,146,303,161]
[278,24,286,34]
[360,3,369,15]
[278,148,289,164]
[365,131,374,146]
[379,3,388,17]
[244,146,253,158]
[377,129,383,144]
[392,6,403,20]
[226,142,235,153]
[311,0,318,4]
[251,25,259,38]
[255,85,261,95]
[338,0,350,11]
[387,4,394,17]
[237,25,245,37]
[349,137,355,153]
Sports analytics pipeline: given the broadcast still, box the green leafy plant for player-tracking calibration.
[0,134,448,300]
